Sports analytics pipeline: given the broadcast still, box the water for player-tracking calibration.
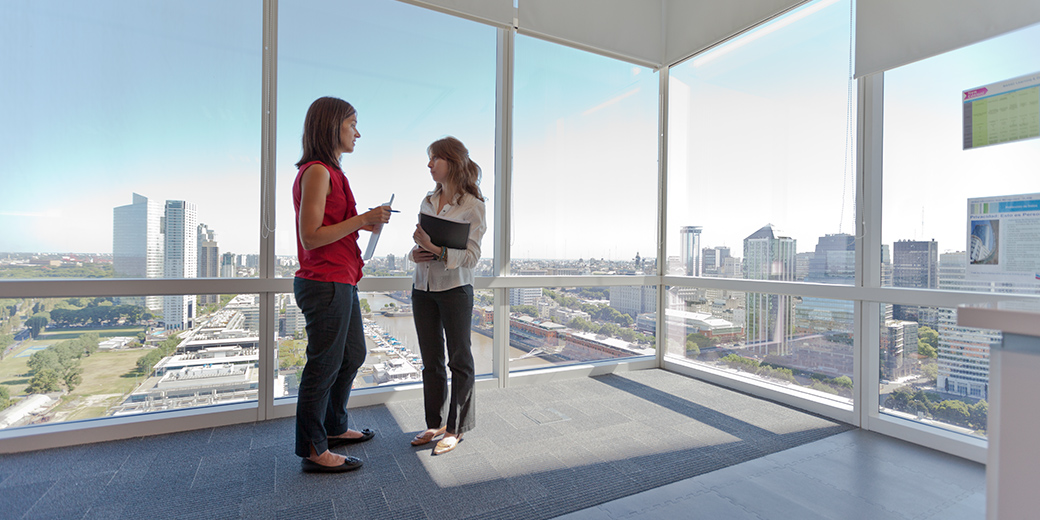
[360,291,550,382]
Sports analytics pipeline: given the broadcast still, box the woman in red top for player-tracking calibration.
[292,97,391,473]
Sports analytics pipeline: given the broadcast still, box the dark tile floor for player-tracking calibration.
[0,370,983,519]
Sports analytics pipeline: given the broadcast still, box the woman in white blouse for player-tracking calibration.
[409,136,487,455]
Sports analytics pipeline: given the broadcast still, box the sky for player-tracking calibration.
[2,0,1039,262]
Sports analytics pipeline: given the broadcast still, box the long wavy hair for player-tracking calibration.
[427,136,484,202]
[295,96,356,170]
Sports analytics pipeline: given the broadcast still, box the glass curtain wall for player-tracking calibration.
[664,0,858,407]
[0,0,263,430]
[276,0,496,280]
[508,36,659,371]
[879,20,1040,438]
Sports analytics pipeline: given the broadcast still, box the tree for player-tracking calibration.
[831,376,853,389]
[360,298,371,313]
[917,341,937,358]
[918,326,939,350]
[514,305,538,317]
[685,332,714,349]
[921,362,938,381]
[0,386,10,410]
[25,314,49,338]
[970,400,988,431]
[685,341,700,358]
[28,369,61,394]
[934,400,970,426]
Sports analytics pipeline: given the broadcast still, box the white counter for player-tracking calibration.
[958,301,1040,520]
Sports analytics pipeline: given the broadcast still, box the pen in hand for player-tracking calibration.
[370,193,399,212]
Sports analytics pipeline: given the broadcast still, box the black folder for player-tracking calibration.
[420,213,471,249]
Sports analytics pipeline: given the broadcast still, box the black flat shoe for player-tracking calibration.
[328,428,375,448]
[301,456,363,473]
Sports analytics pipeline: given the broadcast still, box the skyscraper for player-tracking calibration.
[679,226,702,276]
[112,193,164,311]
[702,246,730,276]
[743,224,796,355]
[892,239,938,325]
[796,233,855,335]
[935,251,998,399]
[164,200,198,330]
[221,252,237,278]
[197,224,219,304]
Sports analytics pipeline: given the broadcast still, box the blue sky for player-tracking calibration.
[2,0,1039,262]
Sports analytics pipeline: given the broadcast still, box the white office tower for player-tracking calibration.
[743,224,797,356]
[113,193,164,311]
[220,252,237,278]
[163,200,198,330]
[679,226,702,276]
[197,224,219,305]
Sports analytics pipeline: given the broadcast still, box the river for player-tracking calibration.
[357,292,550,387]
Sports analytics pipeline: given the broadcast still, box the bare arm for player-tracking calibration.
[297,164,391,251]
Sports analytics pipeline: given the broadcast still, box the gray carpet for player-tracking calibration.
[0,369,853,519]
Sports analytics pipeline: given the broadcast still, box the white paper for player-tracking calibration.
[362,194,394,260]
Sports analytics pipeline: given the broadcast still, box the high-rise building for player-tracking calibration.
[112,193,164,311]
[197,224,219,305]
[679,226,702,276]
[935,252,997,399]
[163,200,198,330]
[796,234,855,335]
[609,285,657,317]
[881,319,917,380]
[221,252,237,277]
[743,224,796,355]
[892,240,939,325]
[702,246,730,276]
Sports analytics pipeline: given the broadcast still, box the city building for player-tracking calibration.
[701,246,730,276]
[163,200,198,330]
[679,225,702,276]
[609,285,657,317]
[892,239,938,326]
[743,224,797,355]
[112,193,164,311]
[197,223,219,305]
[796,233,855,335]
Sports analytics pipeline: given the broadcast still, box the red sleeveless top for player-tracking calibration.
[293,161,364,285]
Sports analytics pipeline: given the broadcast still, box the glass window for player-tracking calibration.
[276,289,494,399]
[878,305,993,439]
[508,286,656,372]
[664,288,854,406]
[276,0,496,278]
[512,36,659,271]
[667,0,855,282]
[0,1,262,279]
[883,22,1040,292]
[0,294,258,430]
[881,21,1040,440]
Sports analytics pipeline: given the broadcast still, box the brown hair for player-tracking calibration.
[295,97,356,170]
[427,136,484,202]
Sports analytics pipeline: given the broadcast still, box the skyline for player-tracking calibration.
[2,0,1039,261]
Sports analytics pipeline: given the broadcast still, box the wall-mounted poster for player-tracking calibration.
[967,193,1040,283]
[963,71,1040,150]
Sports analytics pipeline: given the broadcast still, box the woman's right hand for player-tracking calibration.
[360,205,392,229]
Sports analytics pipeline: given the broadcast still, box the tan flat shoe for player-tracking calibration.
[433,434,462,455]
[411,427,446,446]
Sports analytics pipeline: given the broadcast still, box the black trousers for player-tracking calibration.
[412,285,475,434]
[293,278,365,458]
